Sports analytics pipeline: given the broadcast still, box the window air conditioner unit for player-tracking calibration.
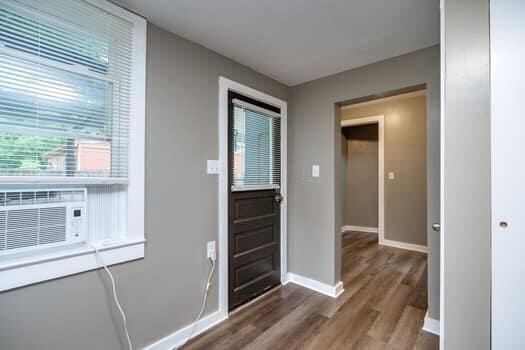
[0,189,87,256]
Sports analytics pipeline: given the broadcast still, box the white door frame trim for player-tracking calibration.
[439,0,446,348]
[341,115,385,245]
[218,77,288,314]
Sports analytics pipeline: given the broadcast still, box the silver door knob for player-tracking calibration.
[432,223,441,232]
[275,194,283,203]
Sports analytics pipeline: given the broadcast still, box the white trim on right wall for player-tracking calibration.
[341,225,378,234]
[286,273,344,298]
[439,0,446,348]
[422,310,440,336]
[341,227,427,253]
[381,239,428,254]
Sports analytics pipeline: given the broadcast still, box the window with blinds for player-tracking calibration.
[231,98,281,190]
[0,0,132,181]
[0,0,145,291]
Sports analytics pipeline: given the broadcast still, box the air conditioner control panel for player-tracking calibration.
[70,207,86,240]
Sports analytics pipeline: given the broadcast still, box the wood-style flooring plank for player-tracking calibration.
[181,231,439,350]
[367,283,412,343]
[354,335,390,350]
[388,305,426,350]
[413,329,439,350]
[328,306,379,349]
[244,293,328,350]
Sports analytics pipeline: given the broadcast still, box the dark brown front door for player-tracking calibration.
[228,92,282,310]
[229,190,281,309]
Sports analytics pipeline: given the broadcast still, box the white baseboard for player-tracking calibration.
[144,309,228,350]
[341,225,378,234]
[422,310,440,336]
[380,238,428,253]
[287,272,344,298]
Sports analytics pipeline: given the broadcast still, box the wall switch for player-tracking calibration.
[312,165,320,177]
[207,160,220,174]
[388,171,395,180]
[207,241,216,261]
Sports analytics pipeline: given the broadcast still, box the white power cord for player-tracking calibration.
[177,257,216,349]
[87,242,133,350]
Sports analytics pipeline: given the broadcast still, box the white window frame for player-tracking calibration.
[0,0,147,291]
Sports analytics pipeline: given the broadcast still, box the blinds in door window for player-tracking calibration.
[231,98,281,190]
[0,0,133,180]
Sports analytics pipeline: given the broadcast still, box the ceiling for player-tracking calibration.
[115,0,440,86]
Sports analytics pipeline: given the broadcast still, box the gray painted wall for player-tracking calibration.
[342,95,427,246]
[0,24,287,350]
[288,45,440,318]
[442,0,491,348]
[342,124,379,229]
[0,25,444,350]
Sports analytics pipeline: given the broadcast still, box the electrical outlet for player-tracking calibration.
[207,241,216,261]
[207,160,220,174]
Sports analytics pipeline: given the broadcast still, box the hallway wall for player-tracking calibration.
[342,94,427,246]
[342,124,379,229]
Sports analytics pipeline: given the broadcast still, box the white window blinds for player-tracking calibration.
[231,98,281,190]
[0,0,133,181]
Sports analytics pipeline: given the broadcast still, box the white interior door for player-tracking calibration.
[491,1,525,349]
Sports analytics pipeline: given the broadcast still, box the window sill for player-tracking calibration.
[0,176,129,185]
[0,238,145,292]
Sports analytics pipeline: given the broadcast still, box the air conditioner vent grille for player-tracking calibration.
[0,211,6,250]
[0,188,86,256]
[0,190,85,206]
[39,207,67,245]
[1,207,67,252]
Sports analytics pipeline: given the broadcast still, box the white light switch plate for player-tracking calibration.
[312,165,320,177]
[388,171,395,180]
[207,160,220,174]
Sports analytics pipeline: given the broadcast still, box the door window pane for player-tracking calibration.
[232,103,280,188]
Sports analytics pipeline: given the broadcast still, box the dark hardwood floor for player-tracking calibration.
[182,231,438,350]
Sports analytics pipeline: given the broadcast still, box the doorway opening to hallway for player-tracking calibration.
[334,86,436,347]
